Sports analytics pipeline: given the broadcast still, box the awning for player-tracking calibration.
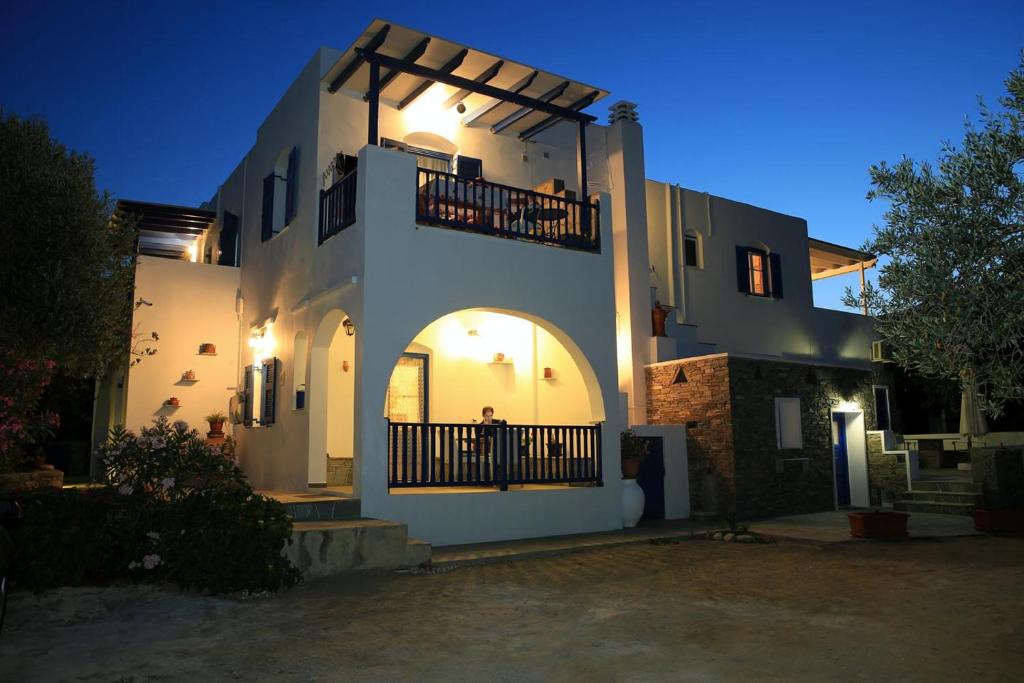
[115,200,215,260]
[322,19,609,139]
[808,237,877,280]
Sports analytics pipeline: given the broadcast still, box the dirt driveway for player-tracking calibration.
[2,536,1022,682]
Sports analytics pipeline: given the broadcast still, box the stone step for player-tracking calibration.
[893,500,975,516]
[904,490,983,504]
[282,497,362,522]
[910,480,981,494]
[287,519,431,578]
[957,462,973,471]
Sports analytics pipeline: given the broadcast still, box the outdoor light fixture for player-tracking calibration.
[343,318,355,336]
[467,329,480,337]
[456,101,467,114]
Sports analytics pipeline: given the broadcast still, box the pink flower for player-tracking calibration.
[142,554,162,570]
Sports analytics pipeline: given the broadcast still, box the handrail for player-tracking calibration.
[318,168,358,245]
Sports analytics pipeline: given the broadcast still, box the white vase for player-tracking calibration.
[621,478,645,528]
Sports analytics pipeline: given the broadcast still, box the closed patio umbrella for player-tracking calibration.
[958,377,989,437]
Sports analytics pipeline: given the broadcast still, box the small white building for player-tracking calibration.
[99,20,892,545]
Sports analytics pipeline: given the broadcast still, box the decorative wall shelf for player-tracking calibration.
[198,352,217,356]
[488,360,513,366]
[179,378,199,383]
[540,377,557,382]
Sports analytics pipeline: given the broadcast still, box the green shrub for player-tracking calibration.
[11,418,300,593]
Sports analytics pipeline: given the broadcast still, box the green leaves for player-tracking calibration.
[845,53,1024,417]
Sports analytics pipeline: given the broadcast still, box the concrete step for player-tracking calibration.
[287,519,431,578]
[904,490,983,505]
[282,497,362,522]
[893,500,975,516]
[910,480,981,494]
[957,462,973,471]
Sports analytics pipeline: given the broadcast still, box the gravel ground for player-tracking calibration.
[1,535,1022,682]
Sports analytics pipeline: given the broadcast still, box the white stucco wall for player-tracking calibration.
[644,181,876,368]
[124,256,241,436]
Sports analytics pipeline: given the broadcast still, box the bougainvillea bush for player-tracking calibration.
[0,352,59,472]
[12,418,300,593]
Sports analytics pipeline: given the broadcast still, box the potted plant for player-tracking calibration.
[199,343,216,355]
[847,510,909,538]
[181,369,196,381]
[620,430,650,528]
[651,301,674,337]
[206,412,228,436]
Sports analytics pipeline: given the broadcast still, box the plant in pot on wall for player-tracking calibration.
[620,430,650,528]
[205,412,228,437]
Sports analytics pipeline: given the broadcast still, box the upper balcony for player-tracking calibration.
[317,21,607,252]
[115,200,235,266]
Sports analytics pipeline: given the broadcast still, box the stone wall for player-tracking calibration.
[971,446,1024,508]
[646,355,734,517]
[866,432,908,506]
[0,468,64,496]
[648,353,889,519]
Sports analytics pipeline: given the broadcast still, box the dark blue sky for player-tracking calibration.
[2,1,1021,309]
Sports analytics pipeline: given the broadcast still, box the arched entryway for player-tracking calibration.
[308,309,356,486]
[383,309,606,491]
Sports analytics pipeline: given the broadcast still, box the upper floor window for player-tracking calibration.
[382,138,451,173]
[735,246,783,299]
[262,146,299,242]
[684,233,701,268]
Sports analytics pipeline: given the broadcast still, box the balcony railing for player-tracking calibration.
[318,168,357,245]
[387,421,603,490]
[415,169,600,253]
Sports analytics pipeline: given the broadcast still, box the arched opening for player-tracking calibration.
[384,309,605,491]
[308,309,356,487]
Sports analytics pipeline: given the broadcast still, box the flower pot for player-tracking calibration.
[622,478,645,527]
[973,508,1024,533]
[167,397,180,406]
[207,420,225,435]
[847,511,909,539]
[199,343,216,354]
[543,367,553,379]
[621,457,640,479]
[651,305,669,337]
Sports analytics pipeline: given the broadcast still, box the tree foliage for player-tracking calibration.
[0,112,136,377]
[846,54,1024,417]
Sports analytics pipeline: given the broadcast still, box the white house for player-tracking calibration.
[98,20,897,545]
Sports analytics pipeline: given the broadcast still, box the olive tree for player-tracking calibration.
[846,54,1024,418]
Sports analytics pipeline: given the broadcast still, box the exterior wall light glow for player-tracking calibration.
[836,400,860,413]
[342,318,355,336]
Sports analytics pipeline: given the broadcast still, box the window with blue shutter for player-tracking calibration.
[261,357,279,426]
[768,253,783,299]
[218,211,239,266]
[261,173,275,242]
[735,246,751,294]
[285,146,298,226]
[243,365,254,427]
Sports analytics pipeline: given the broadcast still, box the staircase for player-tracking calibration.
[271,492,432,577]
[894,479,983,516]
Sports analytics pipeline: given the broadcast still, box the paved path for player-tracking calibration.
[749,510,978,543]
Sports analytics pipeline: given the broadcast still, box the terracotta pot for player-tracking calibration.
[651,305,668,337]
[847,511,908,538]
[543,367,553,379]
[167,397,180,406]
[199,343,216,354]
[207,420,225,434]
[622,457,640,479]
[973,508,1024,533]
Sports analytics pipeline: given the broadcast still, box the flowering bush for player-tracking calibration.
[11,418,300,593]
[0,352,59,472]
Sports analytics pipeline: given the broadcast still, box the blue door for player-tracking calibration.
[833,414,851,507]
[637,437,665,520]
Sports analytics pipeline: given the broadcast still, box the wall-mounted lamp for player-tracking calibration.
[456,101,467,114]
[467,329,480,337]
[342,318,355,336]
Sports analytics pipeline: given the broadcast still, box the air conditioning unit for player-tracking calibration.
[871,340,894,363]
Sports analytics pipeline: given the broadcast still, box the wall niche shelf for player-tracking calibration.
[487,360,513,366]
[197,352,217,356]
[540,377,557,382]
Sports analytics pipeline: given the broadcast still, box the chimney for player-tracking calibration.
[608,100,639,124]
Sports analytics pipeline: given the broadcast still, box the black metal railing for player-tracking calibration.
[387,421,603,490]
[318,169,358,245]
[415,169,600,253]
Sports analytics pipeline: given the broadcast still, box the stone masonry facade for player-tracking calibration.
[647,353,889,519]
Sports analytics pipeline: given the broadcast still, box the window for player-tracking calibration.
[873,386,891,430]
[775,397,803,449]
[684,234,700,267]
[735,246,783,299]
[261,146,299,242]
[382,138,451,173]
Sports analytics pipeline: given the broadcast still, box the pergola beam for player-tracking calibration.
[461,70,537,125]
[519,89,600,140]
[364,36,430,101]
[810,258,878,280]
[327,24,391,93]
[490,80,570,134]
[395,48,468,110]
[442,59,504,110]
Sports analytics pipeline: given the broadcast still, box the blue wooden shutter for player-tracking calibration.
[735,246,751,294]
[261,173,275,241]
[261,357,279,426]
[285,146,298,225]
[243,365,254,427]
[769,253,784,299]
[218,211,239,266]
